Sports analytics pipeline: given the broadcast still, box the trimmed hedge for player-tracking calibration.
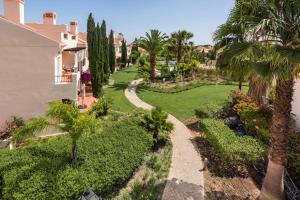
[139,80,247,94]
[0,117,152,200]
[199,119,265,165]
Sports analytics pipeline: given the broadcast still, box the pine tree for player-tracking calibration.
[120,40,127,68]
[108,30,116,73]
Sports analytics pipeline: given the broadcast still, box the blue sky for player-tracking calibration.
[0,0,234,44]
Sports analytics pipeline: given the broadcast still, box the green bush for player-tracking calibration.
[195,103,224,119]
[0,117,152,200]
[90,97,113,118]
[199,119,265,165]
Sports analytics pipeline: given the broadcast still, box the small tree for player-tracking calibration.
[90,97,113,118]
[141,107,173,143]
[13,102,97,165]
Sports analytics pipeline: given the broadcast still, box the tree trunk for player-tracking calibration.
[248,76,270,107]
[72,140,78,165]
[150,54,156,82]
[238,79,242,90]
[259,77,294,200]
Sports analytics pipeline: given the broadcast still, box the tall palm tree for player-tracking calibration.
[139,29,167,81]
[171,30,194,63]
[161,39,175,68]
[217,1,300,199]
[214,0,269,95]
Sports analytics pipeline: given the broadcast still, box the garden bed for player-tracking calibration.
[0,116,152,200]
[139,79,248,94]
[185,118,264,199]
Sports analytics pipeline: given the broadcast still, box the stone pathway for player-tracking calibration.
[125,79,205,200]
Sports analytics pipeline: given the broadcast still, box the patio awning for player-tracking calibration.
[63,46,86,52]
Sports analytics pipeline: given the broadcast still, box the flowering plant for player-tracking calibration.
[230,90,272,144]
[0,116,24,140]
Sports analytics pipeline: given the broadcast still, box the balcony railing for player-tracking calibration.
[56,74,73,83]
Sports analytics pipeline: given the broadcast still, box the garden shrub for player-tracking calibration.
[0,117,152,200]
[199,118,265,165]
[195,103,224,119]
[231,90,272,144]
[90,97,113,118]
[0,116,25,140]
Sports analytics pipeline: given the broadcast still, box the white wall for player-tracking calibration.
[0,18,78,123]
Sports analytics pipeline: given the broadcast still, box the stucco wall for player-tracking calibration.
[292,80,300,131]
[0,18,78,123]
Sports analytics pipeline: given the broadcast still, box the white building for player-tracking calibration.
[0,0,88,123]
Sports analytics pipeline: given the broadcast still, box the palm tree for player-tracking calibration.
[161,39,174,68]
[171,30,194,63]
[217,1,300,199]
[139,29,167,81]
[214,0,269,94]
[13,102,96,165]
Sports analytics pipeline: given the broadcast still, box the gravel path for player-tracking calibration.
[125,79,205,200]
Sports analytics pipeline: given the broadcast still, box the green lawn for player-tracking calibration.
[104,66,137,112]
[137,84,243,121]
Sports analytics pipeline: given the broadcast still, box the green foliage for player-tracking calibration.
[90,97,113,118]
[141,107,173,143]
[195,103,223,119]
[13,118,49,143]
[109,30,116,74]
[0,116,25,140]
[231,90,272,144]
[121,40,128,68]
[146,154,161,172]
[199,118,265,165]
[0,117,152,200]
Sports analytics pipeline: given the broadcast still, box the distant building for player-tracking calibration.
[0,0,88,123]
[196,44,213,53]
[113,32,131,58]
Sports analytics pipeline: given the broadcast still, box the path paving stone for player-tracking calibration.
[125,79,205,200]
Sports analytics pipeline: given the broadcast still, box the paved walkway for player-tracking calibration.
[125,79,205,200]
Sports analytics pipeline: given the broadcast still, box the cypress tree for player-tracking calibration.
[100,20,109,83]
[120,40,127,68]
[108,30,116,73]
[87,13,99,97]
[96,23,104,97]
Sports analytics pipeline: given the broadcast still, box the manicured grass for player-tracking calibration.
[137,84,245,121]
[104,66,137,112]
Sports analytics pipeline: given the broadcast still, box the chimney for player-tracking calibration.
[43,12,57,25]
[3,0,25,24]
[70,21,78,35]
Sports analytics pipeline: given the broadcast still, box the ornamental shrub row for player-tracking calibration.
[0,117,152,200]
[199,118,266,165]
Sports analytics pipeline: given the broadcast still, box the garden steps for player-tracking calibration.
[125,79,205,200]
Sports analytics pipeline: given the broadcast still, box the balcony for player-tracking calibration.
[55,74,73,83]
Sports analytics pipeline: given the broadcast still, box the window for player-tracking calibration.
[64,34,68,39]
[72,36,76,40]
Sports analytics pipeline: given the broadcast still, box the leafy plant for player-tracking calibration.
[195,103,223,119]
[90,97,113,118]
[0,116,25,140]
[199,118,265,165]
[0,117,152,200]
[141,107,173,143]
[13,102,97,165]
